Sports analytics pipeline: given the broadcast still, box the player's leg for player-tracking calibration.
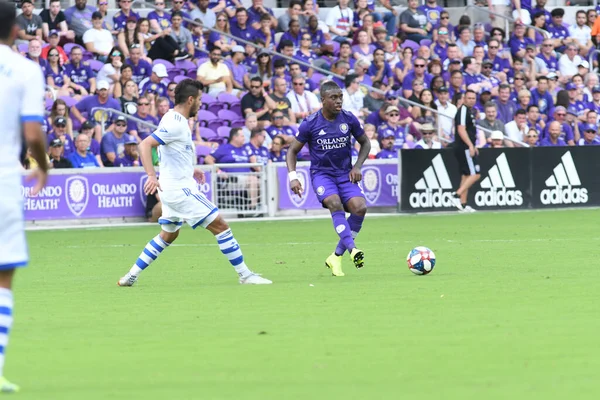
[205,215,272,284]
[0,270,19,393]
[335,177,368,269]
[452,149,481,211]
[333,196,367,262]
[322,194,362,276]
[118,227,180,286]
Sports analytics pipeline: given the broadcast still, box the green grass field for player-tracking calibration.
[9,210,600,399]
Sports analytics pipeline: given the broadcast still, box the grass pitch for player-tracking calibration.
[10,210,600,399]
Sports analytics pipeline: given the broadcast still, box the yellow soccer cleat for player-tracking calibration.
[350,248,365,269]
[0,376,20,393]
[325,253,345,277]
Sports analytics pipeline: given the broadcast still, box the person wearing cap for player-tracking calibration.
[578,110,598,136]
[431,27,449,61]
[342,74,366,119]
[376,130,397,159]
[48,139,73,169]
[577,125,600,146]
[100,115,131,166]
[71,80,121,142]
[483,130,505,148]
[435,86,457,141]
[113,0,140,33]
[588,86,600,116]
[414,123,442,149]
[228,45,248,94]
[196,46,234,96]
[113,135,141,167]
[569,10,593,56]
[83,11,114,60]
[68,133,101,168]
[138,64,169,98]
[169,11,194,60]
[40,0,75,42]
[539,121,567,147]
[15,0,43,45]
[577,60,591,77]
[79,120,103,166]
[566,81,589,119]
[41,30,68,65]
[377,105,414,150]
[47,117,75,156]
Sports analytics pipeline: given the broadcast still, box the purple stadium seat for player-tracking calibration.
[175,59,197,72]
[196,145,212,164]
[201,93,217,110]
[196,58,208,67]
[17,43,28,53]
[88,59,103,72]
[72,118,82,132]
[218,109,239,125]
[45,97,54,110]
[199,127,217,140]
[153,58,175,69]
[217,93,240,107]
[207,101,223,115]
[167,67,183,81]
[82,51,94,61]
[420,39,432,47]
[325,40,340,57]
[230,119,245,128]
[229,102,241,115]
[197,110,217,127]
[59,96,78,107]
[64,43,83,55]
[208,119,226,132]
[402,40,420,52]
[216,126,231,139]
[186,70,197,80]
[173,75,188,84]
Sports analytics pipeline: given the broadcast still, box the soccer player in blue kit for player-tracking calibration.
[286,81,371,277]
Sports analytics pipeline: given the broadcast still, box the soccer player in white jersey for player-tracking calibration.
[0,2,50,393]
[117,79,272,286]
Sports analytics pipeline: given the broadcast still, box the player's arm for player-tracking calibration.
[354,134,371,170]
[286,138,305,197]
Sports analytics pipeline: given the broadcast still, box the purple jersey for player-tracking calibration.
[244,142,269,165]
[127,113,158,140]
[113,10,140,32]
[280,31,302,50]
[569,100,588,117]
[377,123,406,150]
[432,42,448,61]
[247,6,274,25]
[536,54,559,72]
[418,5,445,26]
[296,109,364,176]
[530,88,553,115]
[64,62,95,91]
[147,10,171,31]
[489,55,510,73]
[68,151,99,168]
[539,137,567,146]
[269,149,287,162]
[47,132,75,156]
[376,149,396,159]
[140,80,168,98]
[209,143,251,172]
[126,59,152,84]
[100,131,128,165]
[578,137,600,146]
[75,95,121,126]
[230,22,257,41]
[192,35,209,59]
[542,122,574,142]
[293,49,318,73]
[266,125,298,139]
[307,28,326,49]
[508,36,534,57]
[463,72,485,91]
[46,64,67,87]
[402,71,433,91]
[546,23,569,41]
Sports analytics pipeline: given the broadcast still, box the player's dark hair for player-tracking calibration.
[250,128,264,139]
[527,104,539,112]
[174,79,203,105]
[320,80,341,98]
[171,11,182,19]
[228,127,242,142]
[0,2,17,41]
[515,109,527,116]
[250,76,263,85]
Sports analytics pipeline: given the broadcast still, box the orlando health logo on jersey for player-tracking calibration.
[409,154,455,208]
[474,153,523,207]
[540,151,588,205]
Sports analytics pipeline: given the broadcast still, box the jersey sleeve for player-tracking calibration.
[296,118,310,143]
[151,114,181,145]
[20,63,45,124]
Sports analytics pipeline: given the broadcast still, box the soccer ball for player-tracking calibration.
[407,247,436,275]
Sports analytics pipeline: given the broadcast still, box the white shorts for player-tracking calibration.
[0,173,28,269]
[158,186,219,232]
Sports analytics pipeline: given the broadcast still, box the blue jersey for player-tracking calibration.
[68,151,99,168]
[296,109,364,176]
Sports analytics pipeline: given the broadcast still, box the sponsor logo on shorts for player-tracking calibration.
[65,176,89,216]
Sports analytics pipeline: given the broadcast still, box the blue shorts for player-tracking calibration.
[311,171,365,207]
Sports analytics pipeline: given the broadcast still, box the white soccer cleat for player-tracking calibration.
[463,205,477,213]
[239,273,272,285]
[117,273,138,287]
[450,192,463,211]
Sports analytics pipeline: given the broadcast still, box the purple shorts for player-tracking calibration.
[311,171,365,207]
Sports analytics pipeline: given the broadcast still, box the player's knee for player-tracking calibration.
[206,215,229,235]
[325,199,343,211]
[354,204,367,217]
[160,229,179,244]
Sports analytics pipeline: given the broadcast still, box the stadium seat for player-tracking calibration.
[82,51,94,61]
[201,93,217,109]
[208,119,225,132]
[64,43,83,55]
[175,59,196,72]
[195,145,212,164]
[167,67,183,81]
[230,119,245,128]
[198,127,217,141]
[325,40,340,57]
[88,59,103,72]
[420,39,432,47]
[17,43,28,53]
[153,59,175,69]
[216,125,231,140]
[217,93,240,109]
[45,97,54,111]
[173,75,188,84]
[217,109,240,125]
[229,102,242,116]
[402,40,420,52]
[197,109,217,126]
[58,96,78,108]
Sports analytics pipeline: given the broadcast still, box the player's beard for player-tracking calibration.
[189,100,200,118]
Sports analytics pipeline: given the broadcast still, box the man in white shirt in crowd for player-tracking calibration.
[342,73,365,120]
[287,74,321,122]
[568,10,593,56]
[558,44,583,80]
[504,108,528,146]
[434,86,457,142]
[83,11,114,61]
[326,0,353,43]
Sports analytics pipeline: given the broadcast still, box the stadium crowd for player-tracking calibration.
[15,0,600,170]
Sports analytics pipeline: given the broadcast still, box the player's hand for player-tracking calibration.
[349,167,362,184]
[193,168,206,184]
[26,168,48,196]
[144,175,161,195]
[469,145,478,158]
[290,179,303,198]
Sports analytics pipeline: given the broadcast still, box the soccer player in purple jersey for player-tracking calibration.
[286,81,371,277]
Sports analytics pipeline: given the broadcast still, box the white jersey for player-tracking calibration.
[151,109,196,190]
[0,44,45,268]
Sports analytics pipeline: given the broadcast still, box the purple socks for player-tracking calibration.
[332,211,361,255]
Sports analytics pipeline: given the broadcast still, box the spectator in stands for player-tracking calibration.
[47,116,75,156]
[287,74,321,122]
[126,45,152,85]
[278,0,304,32]
[113,135,141,166]
[101,115,130,166]
[368,48,393,88]
[244,128,270,165]
[65,0,96,42]
[78,121,102,166]
[360,123,379,158]
[72,80,121,141]
[326,0,353,43]
[242,113,258,142]
[363,80,385,113]
[68,133,101,168]
[376,131,396,159]
[399,0,429,43]
[407,79,424,104]
[412,89,437,124]
[265,109,297,144]
[484,130,505,148]
[540,121,567,146]
[493,84,518,125]
[353,30,376,61]
[456,26,475,57]
[587,8,596,29]
[228,45,248,94]
[418,0,444,27]
[242,77,277,128]
[156,97,170,120]
[48,139,73,169]
[84,11,114,61]
[525,127,539,147]
[414,123,442,149]
[46,47,72,98]
[16,0,43,45]
[118,80,138,115]
[148,0,171,33]
[230,8,256,42]
[433,10,454,42]
[434,86,456,140]
[169,11,194,59]
[118,17,141,59]
[578,126,600,146]
[139,64,168,98]
[170,0,192,26]
[478,101,506,140]
[402,57,432,99]
[504,109,528,146]
[190,20,209,61]
[113,64,134,98]
[49,99,74,137]
[128,95,158,142]
[547,8,572,53]
[294,32,318,76]
[559,45,583,81]
[269,135,287,162]
[377,105,413,150]
[204,127,260,208]
[65,49,94,96]
[113,0,140,33]
[42,31,69,64]
[209,12,237,54]
[190,0,216,31]
[96,47,124,94]
[545,106,574,145]
[269,77,296,124]
[41,0,75,42]
[306,15,330,56]
[569,10,593,56]
[26,39,48,76]
[342,74,365,119]
[196,46,233,96]
[247,0,277,30]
